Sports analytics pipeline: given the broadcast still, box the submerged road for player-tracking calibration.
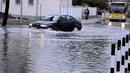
[0,20,130,73]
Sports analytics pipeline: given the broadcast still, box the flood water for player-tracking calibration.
[0,22,130,73]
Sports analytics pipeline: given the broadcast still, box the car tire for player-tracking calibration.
[77,26,82,31]
[70,28,74,31]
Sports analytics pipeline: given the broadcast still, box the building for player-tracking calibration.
[0,0,72,19]
[0,0,97,19]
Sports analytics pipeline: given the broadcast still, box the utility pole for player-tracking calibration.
[2,0,10,26]
[67,0,69,14]
[20,0,23,25]
[60,0,61,14]
[36,0,39,19]
[0,0,2,12]
[40,4,42,19]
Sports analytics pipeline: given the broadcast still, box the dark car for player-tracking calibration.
[29,15,82,31]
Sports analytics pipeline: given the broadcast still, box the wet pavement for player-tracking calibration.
[0,21,130,73]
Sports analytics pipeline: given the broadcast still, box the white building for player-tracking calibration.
[0,0,97,19]
[0,0,72,19]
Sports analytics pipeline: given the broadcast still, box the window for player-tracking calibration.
[29,0,34,5]
[66,16,76,22]
[58,16,66,22]
[16,0,20,4]
[111,3,125,7]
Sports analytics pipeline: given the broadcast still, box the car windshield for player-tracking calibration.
[109,7,126,13]
[41,15,59,22]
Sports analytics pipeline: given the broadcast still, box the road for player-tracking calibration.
[0,20,130,73]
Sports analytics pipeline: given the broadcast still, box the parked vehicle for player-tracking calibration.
[29,15,82,31]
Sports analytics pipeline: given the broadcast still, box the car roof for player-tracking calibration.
[47,14,72,17]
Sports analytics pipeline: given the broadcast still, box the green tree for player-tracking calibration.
[72,0,107,9]
[72,0,83,6]
[2,0,10,26]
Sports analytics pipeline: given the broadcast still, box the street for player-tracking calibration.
[0,20,130,73]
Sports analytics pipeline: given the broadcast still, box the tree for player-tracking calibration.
[72,0,107,9]
[72,0,83,6]
[2,0,10,26]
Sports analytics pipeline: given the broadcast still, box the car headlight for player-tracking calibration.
[122,16,126,19]
[29,23,32,27]
[109,15,112,18]
[40,24,47,27]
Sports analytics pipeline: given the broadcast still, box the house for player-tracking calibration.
[0,0,72,19]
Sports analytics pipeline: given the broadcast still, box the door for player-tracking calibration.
[65,15,76,29]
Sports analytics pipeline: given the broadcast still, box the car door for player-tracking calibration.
[56,16,68,30]
[65,15,76,29]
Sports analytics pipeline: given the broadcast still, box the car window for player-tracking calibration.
[66,16,76,22]
[53,16,60,21]
[41,16,53,21]
[41,15,59,21]
[58,16,66,22]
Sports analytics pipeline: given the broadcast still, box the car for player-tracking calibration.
[29,15,82,31]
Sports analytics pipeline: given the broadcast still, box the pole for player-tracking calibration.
[1,0,2,12]
[110,44,116,73]
[36,0,39,19]
[40,4,42,20]
[60,0,62,14]
[2,0,10,26]
[20,0,23,25]
[67,0,69,14]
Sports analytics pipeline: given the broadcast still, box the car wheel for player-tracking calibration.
[70,28,74,31]
[51,25,58,30]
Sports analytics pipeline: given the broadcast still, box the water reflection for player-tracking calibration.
[108,22,112,27]
[121,22,125,30]
[108,22,126,30]
[27,31,111,73]
[55,34,110,73]
[2,27,8,73]
[1,27,30,73]
[0,24,127,73]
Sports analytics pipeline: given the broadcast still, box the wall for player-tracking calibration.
[60,6,97,19]
[0,0,97,19]
[0,0,61,19]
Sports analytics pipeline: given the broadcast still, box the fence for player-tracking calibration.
[110,34,130,73]
[60,6,97,19]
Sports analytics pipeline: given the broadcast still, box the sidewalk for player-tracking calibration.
[0,16,108,25]
[81,17,107,24]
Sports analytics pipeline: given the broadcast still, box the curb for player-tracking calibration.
[81,18,107,24]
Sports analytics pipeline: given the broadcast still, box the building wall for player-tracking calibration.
[0,0,72,19]
[0,0,97,19]
[38,0,60,16]
[9,0,37,16]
